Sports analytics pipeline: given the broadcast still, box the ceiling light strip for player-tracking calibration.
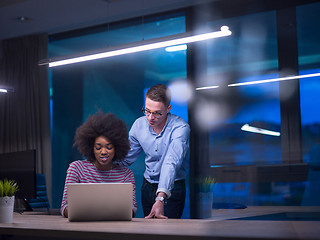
[195,72,320,90]
[43,26,231,68]
[165,44,187,52]
[228,72,320,87]
[195,85,219,90]
[241,124,280,136]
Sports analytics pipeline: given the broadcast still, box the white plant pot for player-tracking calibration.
[0,196,15,223]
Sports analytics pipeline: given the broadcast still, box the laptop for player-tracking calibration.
[67,183,133,222]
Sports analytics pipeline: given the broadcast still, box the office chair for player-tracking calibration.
[25,173,50,210]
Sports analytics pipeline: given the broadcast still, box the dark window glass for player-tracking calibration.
[297,2,320,206]
[191,11,308,218]
[196,11,281,167]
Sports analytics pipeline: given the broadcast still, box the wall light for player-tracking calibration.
[39,26,231,68]
[241,124,280,136]
[0,86,14,93]
[0,89,8,93]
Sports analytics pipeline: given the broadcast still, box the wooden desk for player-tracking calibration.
[0,207,320,240]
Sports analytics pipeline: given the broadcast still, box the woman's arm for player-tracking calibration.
[60,161,81,217]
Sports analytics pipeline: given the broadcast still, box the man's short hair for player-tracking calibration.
[146,84,171,106]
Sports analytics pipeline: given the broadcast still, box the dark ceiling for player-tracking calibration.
[0,0,213,41]
[0,0,318,41]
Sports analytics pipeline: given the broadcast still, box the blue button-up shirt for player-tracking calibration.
[122,113,190,198]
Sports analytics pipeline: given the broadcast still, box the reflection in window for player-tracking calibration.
[297,2,320,206]
[197,11,281,167]
[49,14,186,57]
[191,11,293,218]
[297,3,320,165]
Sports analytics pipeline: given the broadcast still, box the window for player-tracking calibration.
[297,2,320,206]
[190,8,316,218]
[195,11,281,168]
[49,13,189,218]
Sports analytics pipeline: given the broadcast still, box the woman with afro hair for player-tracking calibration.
[61,111,137,218]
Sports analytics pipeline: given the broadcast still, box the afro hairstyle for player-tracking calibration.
[73,111,130,162]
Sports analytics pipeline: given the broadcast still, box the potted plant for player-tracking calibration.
[0,179,19,223]
[196,176,215,219]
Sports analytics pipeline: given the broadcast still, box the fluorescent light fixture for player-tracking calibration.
[195,85,220,90]
[165,44,187,52]
[241,124,280,136]
[0,85,14,93]
[195,72,320,90]
[0,86,14,93]
[228,72,320,87]
[40,26,231,68]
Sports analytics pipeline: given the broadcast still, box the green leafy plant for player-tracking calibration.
[0,179,19,197]
[197,176,215,193]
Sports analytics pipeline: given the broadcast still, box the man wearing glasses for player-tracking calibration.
[121,84,190,219]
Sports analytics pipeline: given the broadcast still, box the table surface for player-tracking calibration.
[0,206,320,240]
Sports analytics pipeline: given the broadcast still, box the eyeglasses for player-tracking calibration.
[141,107,163,118]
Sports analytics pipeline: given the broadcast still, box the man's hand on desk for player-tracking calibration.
[145,192,168,219]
